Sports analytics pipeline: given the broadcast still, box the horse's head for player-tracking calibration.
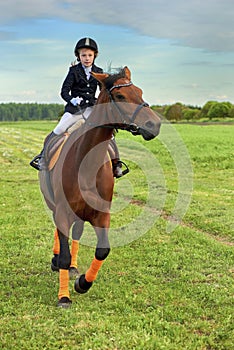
[92,67,161,140]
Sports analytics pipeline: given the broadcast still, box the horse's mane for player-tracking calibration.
[103,68,126,90]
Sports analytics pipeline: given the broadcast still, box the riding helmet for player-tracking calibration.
[74,37,98,59]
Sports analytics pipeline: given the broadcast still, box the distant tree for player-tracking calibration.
[228,105,234,118]
[200,101,217,119]
[165,103,183,121]
[185,104,202,110]
[182,108,200,121]
[150,105,165,118]
[207,102,232,120]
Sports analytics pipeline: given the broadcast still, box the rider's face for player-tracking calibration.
[79,48,95,67]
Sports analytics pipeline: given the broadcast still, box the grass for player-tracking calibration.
[0,121,233,350]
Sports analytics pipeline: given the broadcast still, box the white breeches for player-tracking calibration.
[53,107,93,135]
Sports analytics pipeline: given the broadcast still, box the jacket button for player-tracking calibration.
[87,84,90,87]
[86,100,89,103]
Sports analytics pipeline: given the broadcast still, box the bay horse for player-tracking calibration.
[39,66,161,307]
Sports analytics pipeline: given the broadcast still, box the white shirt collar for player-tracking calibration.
[82,65,92,79]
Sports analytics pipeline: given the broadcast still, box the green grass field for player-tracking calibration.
[0,121,233,350]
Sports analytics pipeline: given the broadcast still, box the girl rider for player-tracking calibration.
[30,37,124,178]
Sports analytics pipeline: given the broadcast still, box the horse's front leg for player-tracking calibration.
[51,220,84,277]
[57,230,72,308]
[74,224,110,294]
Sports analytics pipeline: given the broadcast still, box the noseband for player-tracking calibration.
[107,82,149,133]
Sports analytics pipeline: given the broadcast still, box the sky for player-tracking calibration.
[0,0,234,107]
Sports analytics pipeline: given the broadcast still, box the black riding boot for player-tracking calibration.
[112,159,123,178]
[109,138,123,177]
[29,131,56,170]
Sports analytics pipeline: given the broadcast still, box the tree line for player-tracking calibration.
[0,103,64,122]
[0,101,234,122]
[152,101,234,121]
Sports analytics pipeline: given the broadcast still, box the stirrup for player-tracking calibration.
[114,161,129,178]
[29,154,41,170]
[120,161,130,176]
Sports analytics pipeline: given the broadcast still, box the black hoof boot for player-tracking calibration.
[69,267,79,278]
[74,274,93,294]
[57,296,72,308]
[51,254,59,272]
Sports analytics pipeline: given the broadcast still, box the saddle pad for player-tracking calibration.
[48,133,69,171]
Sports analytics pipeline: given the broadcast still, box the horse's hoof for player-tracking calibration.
[74,274,93,294]
[51,254,59,272]
[57,297,72,308]
[51,263,59,272]
[69,267,79,278]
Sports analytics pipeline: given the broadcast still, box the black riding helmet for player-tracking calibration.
[74,37,99,61]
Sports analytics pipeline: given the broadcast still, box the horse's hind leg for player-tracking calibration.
[51,228,60,272]
[74,225,110,294]
[69,220,84,277]
[57,230,72,308]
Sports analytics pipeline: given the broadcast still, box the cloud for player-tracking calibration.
[0,0,58,23]
[0,0,234,52]
[180,60,234,68]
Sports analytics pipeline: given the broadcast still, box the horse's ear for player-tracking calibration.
[91,72,109,83]
[124,66,131,80]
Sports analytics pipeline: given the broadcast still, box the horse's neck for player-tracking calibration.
[73,125,113,193]
[82,102,113,151]
[82,126,113,154]
[76,97,114,164]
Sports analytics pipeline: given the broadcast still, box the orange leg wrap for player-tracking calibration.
[70,240,79,269]
[85,258,104,283]
[58,269,70,300]
[52,228,60,255]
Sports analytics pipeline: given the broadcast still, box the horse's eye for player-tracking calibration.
[115,94,125,101]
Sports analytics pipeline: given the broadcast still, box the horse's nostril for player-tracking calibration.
[145,121,155,129]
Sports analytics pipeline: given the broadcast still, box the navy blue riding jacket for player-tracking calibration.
[61,62,103,114]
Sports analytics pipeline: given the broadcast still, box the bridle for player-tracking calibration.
[86,80,149,133]
[107,81,149,133]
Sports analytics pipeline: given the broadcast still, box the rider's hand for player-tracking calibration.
[70,97,83,106]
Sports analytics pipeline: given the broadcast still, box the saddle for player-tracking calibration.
[43,119,85,171]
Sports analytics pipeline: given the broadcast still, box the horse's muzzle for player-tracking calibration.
[138,120,161,140]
